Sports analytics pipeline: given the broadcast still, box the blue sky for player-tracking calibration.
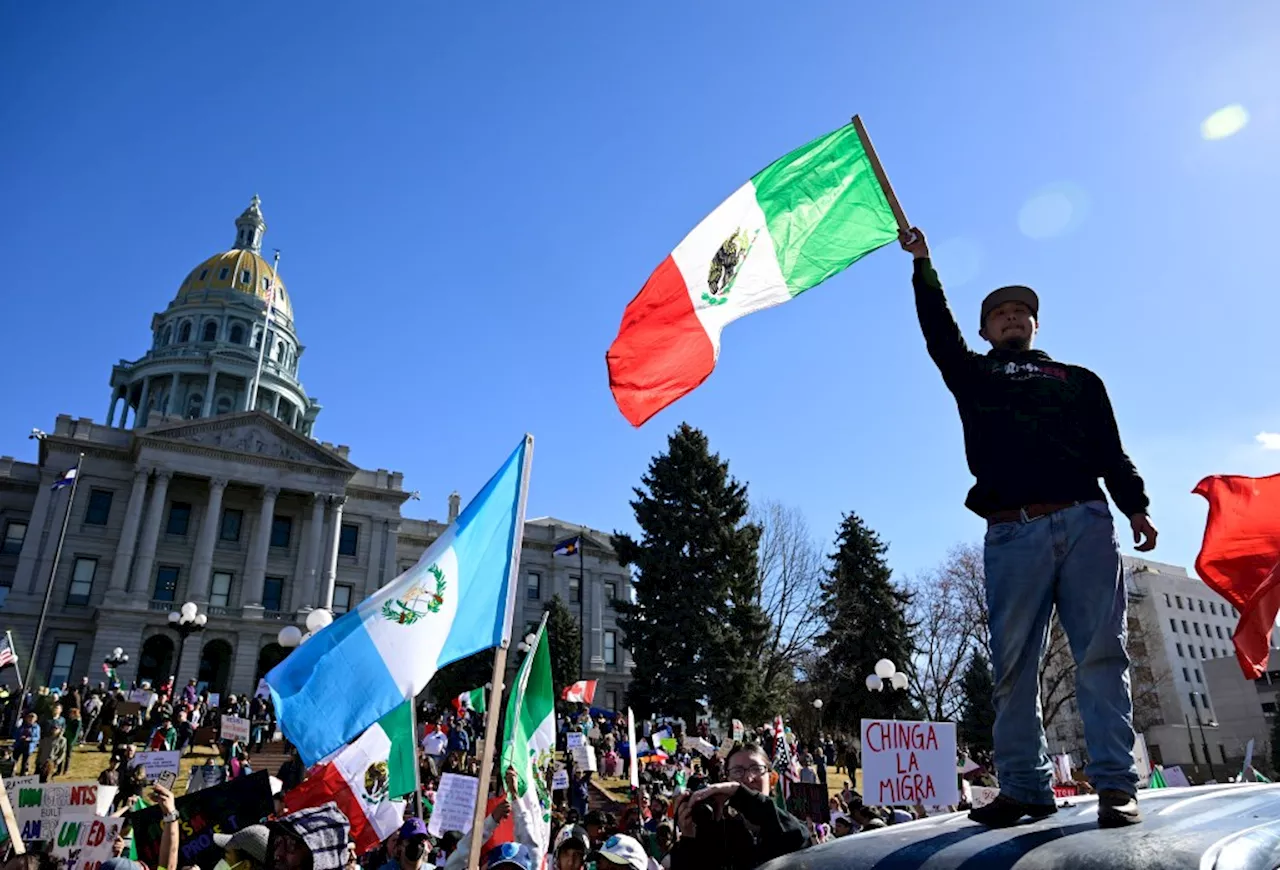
[2,3,1277,581]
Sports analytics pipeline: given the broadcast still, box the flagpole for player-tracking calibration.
[578,527,586,686]
[247,249,281,412]
[410,696,423,816]
[851,115,910,233]
[467,435,535,870]
[24,452,83,694]
[7,631,24,694]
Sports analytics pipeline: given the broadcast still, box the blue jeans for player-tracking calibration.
[984,501,1138,803]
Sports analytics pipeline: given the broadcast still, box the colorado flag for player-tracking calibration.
[268,435,533,765]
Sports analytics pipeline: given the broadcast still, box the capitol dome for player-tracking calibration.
[173,195,293,322]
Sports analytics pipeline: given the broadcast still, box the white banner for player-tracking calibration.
[627,706,639,789]
[50,814,123,870]
[571,745,597,772]
[860,719,958,808]
[221,715,251,743]
[688,737,717,758]
[3,779,117,842]
[427,774,479,837]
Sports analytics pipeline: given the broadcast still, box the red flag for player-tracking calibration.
[481,795,515,862]
[560,680,597,704]
[1193,473,1280,678]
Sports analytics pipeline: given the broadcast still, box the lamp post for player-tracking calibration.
[864,658,910,693]
[279,608,334,650]
[103,647,128,689]
[167,602,207,685]
[812,698,824,737]
[1192,705,1217,781]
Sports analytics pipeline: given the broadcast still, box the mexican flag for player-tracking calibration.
[453,686,487,715]
[285,701,414,853]
[607,120,900,426]
[500,619,555,865]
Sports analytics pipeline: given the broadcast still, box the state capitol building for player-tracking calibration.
[0,198,633,709]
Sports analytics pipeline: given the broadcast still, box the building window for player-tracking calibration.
[606,690,618,711]
[1193,623,1201,636]
[604,630,617,666]
[230,324,245,344]
[1176,643,1183,657]
[1228,627,1234,638]
[154,565,179,602]
[1216,625,1224,639]
[1,520,27,555]
[211,571,233,607]
[68,557,96,605]
[202,321,218,342]
[166,502,192,536]
[49,642,76,688]
[569,575,581,604]
[1189,692,1197,709]
[605,581,616,603]
[1208,602,1217,615]
[276,340,285,361]
[1182,620,1189,633]
[526,572,541,600]
[161,325,172,346]
[84,489,113,525]
[241,270,251,284]
[338,524,359,557]
[1264,702,1277,714]
[1233,606,1239,617]
[1176,596,1183,609]
[263,576,284,611]
[1170,619,1178,633]
[333,584,353,614]
[1163,593,1171,607]
[270,516,292,548]
[1198,600,1205,613]
[1189,646,1196,658]
[199,269,209,281]
[1182,667,1190,681]
[262,276,270,290]
[1195,669,1202,683]
[219,267,230,280]
[179,321,192,342]
[1201,646,1207,658]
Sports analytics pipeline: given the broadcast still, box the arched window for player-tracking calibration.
[201,321,218,342]
[276,340,285,361]
[161,326,172,346]
[178,321,192,343]
[216,395,233,414]
[229,323,245,344]
[186,394,203,419]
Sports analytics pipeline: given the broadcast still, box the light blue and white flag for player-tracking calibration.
[268,435,534,765]
[50,468,77,490]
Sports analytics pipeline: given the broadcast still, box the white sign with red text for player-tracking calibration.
[861,719,958,808]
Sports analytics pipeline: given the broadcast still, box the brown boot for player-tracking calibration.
[968,793,1057,828]
[1097,789,1140,827]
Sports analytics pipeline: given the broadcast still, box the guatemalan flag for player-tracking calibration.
[268,435,534,765]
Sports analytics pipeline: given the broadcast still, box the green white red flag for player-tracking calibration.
[453,686,487,715]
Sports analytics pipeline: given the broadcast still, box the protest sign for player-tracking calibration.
[552,770,570,790]
[860,719,958,807]
[220,715,251,743]
[115,701,143,718]
[127,690,155,709]
[566,732,585,750]
[128,751,181,784]
[50,814,123,870]
[207,693,220,709]
[688,737,717,758]
[571,745,597,772]
[1162,766,1191,788]
[5,780,117,843]
[659,737,677,755]
[185,762,227,795]
[427,773,480,837]
[731,719,744,742]
[129,771,273,870]
[784,782,830,823]
[1132,734,1152,787]
[717,737,735,759]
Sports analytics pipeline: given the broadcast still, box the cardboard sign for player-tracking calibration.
[207,693,220,709]
[860,719,958,808]
[5,780,117,843]
[688,737,717,758]
[567,732,585,749]
[1162,766,1191,788]
[129,771,273,870]
[128,751,181,784]
[185,762,227,794]
[571,745,597,772]
[552,770,570,790]
[731,719,744,742]
[115,701,143,718]
[427,773,480,837]
[128,690,156,709]
[50,814,123,870]
[717,737,736,759]
[220,715,251,743]
[784,782,831,823]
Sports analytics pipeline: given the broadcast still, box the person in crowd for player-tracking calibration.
[380,818,430,870]
[37,723,67,782]
[64,705,83,759]
[831,814,854,838]
[174,708,195,753]
[582,811,610,851]
[551,825,589,870]
[14,711,40,775]
[594,834,649,870]
[421,722,449,778]
[98,755,121,787]
[279,744,306,792]
[149,713,178,750]
[214,824,271,870]
[267,802,352,870]
[798,754,817,785]
[483,843,536,870]
[183,679,200,707]
[667,743,809,869]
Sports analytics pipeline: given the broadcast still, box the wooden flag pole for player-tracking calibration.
[0,771,24,855]
[467,435,535,870]
[851,115,910,233]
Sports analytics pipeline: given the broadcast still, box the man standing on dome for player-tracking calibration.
[901,227,1156,829]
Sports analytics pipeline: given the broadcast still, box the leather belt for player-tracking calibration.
[986,502,1080,526]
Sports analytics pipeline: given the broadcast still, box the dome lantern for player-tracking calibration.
[234,194,267,253]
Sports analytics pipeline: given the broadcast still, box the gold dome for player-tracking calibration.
[177,249,293,322]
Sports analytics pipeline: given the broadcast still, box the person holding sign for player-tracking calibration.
[902,229,1150,828]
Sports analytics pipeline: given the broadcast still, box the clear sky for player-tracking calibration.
[2,3,1277,582]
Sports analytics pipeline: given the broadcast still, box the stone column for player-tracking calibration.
[107,392,119,427]
[131,470,173,597]
[167,372,181,416]
[588,564,605,669]
[189,478,228,602]
[12,477,55,593]
[270,392,281,418]
[321,495,346,611]
[137,377,152,427]
[242,486,278,611]
[290,493,324,612]
[108,468,151,593]
[201,369,217,417]
[382,520,401,587]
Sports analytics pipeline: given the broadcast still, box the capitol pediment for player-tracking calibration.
[140,411,354,470]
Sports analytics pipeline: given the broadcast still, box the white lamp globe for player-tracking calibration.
[167,611,181,624]
[866,674,883,692]
[524,633,538,647]
[891,672,909,690]
[181,602,198,620]
[112,647,123,658]
[874,659,896,679]
[812,699,824,709]
[194,614,208,627]
[306,609,334,633]
[278,626,303,648]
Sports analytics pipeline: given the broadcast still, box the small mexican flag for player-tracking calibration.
[500,619,555,865]
[453,686,487,715]
[607,119,901,426]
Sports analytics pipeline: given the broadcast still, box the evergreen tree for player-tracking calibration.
[812,512,913,731]
[543,594,582,696]
[613,424,770,726]
[958,648,996,765]
[430,648,495,712]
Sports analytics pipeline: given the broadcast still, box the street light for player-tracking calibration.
[278,625,303,648]
[103,647,128,688]
[865,659,910,692]
[278,608,334,648]
[516,632,537,653]
[813,698,824,735]
[168,602,207,685]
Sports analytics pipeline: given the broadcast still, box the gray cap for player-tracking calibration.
[980,285,1039,330]
[214,824,270,863]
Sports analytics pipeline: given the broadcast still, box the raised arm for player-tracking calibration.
[900,228,976,386]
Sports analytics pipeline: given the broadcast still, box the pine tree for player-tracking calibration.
[430,648,495,710]
[812,512,913,732]
[543,593,582,697]
[613,424,770,726]
[958,648,996,765]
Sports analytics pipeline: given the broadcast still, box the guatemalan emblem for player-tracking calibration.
[363,761,390,804]
[704,228,758,306]
[382,564,446,625]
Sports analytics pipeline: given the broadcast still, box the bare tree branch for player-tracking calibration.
[907,544,985,722]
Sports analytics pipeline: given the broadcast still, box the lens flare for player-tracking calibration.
[1201,104,1248,140]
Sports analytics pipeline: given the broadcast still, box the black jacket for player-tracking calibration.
[668,786,810,870]
[913,258,1149,518]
